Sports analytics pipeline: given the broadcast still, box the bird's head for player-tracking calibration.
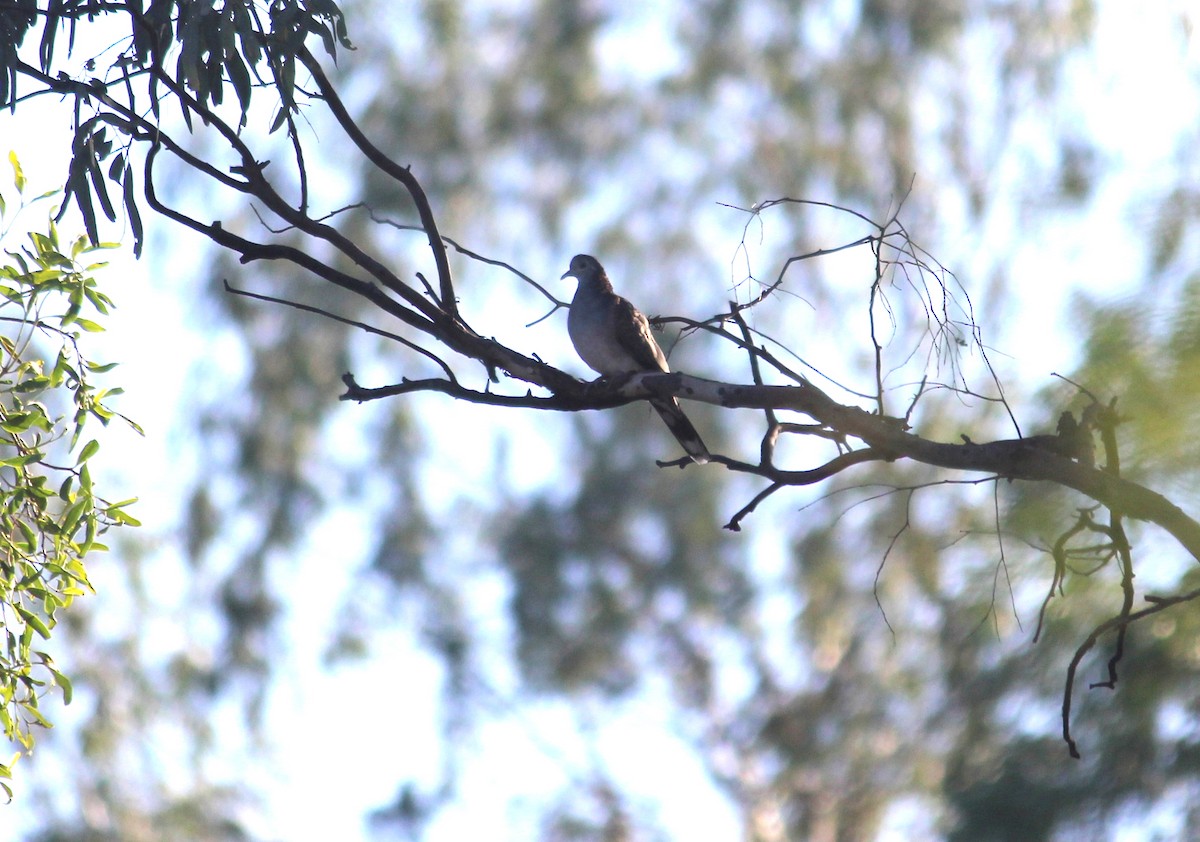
[561,254,603,282]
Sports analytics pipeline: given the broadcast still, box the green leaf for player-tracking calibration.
[15,607,50,641]
[16,520,36,552]
[21,404,52,433]
[18,700,50,728]
[110,508,141,528]
[13,376,50,394]
[51,670,72,705]
[59,300,81,327]
[0,752,19,792]
[0,413,33,433]
[72,318,104,333]
[26,474,51,501]
[49,349,74,387]
[76,439,99,464]
[0,451,42,468]
[83,287,112,314]
[8,152,24,194]
[60,497,88,537]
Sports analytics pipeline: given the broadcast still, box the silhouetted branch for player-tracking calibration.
[299,47,464,330]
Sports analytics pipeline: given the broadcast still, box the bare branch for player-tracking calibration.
[222,281,458,382]
[1060,583,1200,759]
[724,482,784,532]
[298,48,463,328]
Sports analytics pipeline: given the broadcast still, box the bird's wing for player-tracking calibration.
[612,296,669,373]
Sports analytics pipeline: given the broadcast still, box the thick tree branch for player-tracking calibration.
[709,378,1200,561]
[344,350,1200,567]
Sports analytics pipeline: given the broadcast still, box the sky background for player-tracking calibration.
[3,1,1200,839]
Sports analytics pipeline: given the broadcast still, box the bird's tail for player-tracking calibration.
[651,397,711,464]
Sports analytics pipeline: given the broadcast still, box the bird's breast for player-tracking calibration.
[568,298,634,375]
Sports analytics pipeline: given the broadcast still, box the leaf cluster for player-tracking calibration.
[0,0,353,254]
[0,154,139,798]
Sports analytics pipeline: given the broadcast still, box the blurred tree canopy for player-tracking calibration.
[4,1,1200,840]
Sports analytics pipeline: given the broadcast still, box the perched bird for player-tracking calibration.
[561,254,710,464]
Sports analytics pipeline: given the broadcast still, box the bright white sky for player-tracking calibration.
[3,2,1199,840]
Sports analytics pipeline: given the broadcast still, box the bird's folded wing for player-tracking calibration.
[612,297,669,373]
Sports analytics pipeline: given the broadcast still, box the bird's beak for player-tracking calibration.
[560,270,574,280]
